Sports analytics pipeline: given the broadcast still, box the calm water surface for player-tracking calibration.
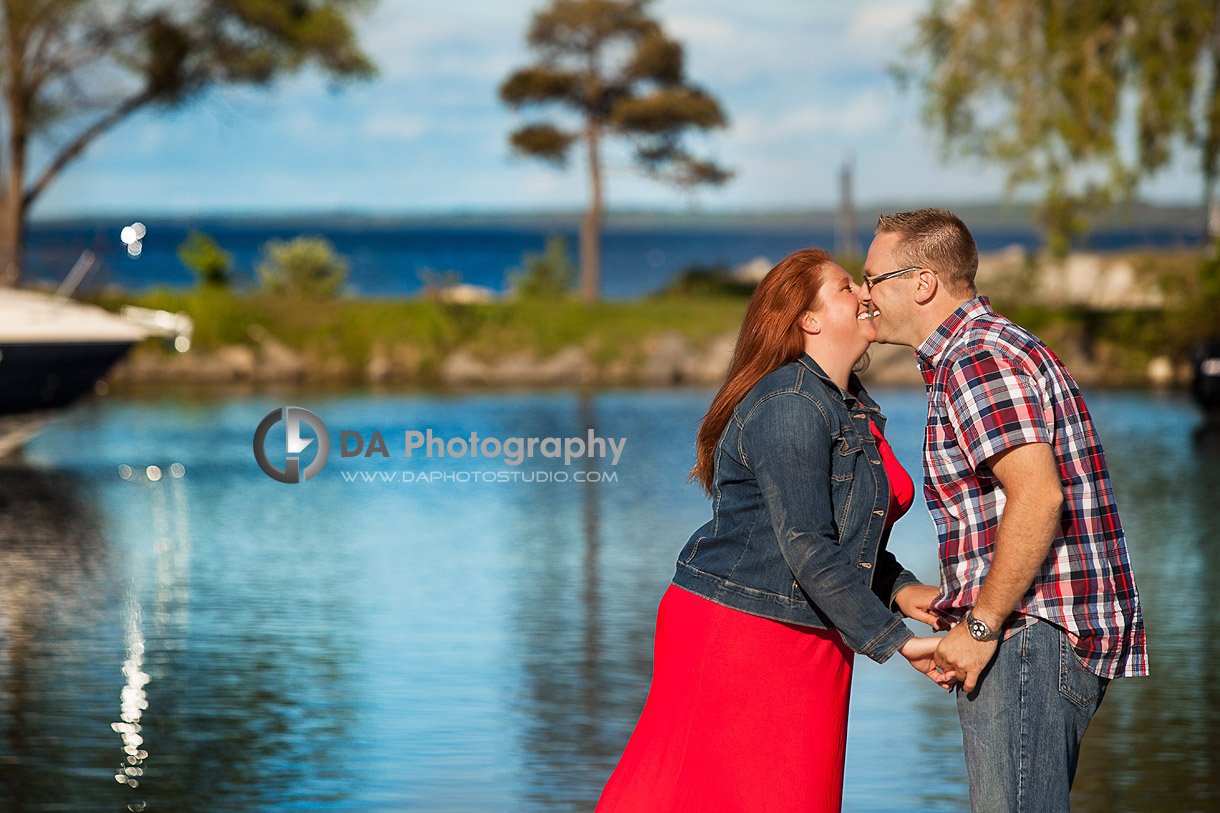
[0,387,1215,811]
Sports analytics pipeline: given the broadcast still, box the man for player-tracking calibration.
[859,208,1147,812]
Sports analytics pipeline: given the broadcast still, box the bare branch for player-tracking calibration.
[22,88,153,208]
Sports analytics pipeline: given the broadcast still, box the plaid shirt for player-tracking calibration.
[917,297,1148,679]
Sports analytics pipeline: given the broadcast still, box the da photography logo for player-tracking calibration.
[253,406,330,483]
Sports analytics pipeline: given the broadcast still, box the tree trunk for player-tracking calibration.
[580,120,603,304]
[0,196,21,287]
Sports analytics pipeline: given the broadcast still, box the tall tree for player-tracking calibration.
[500,0,731,303]
[899,0,1220,253]
[0,0,375,285]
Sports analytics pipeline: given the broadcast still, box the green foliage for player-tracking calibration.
[500,0,730,177]
[656,264,756,298]
[898,0,1220,253]
[177,230,234,289]
[508,236,576,299]
[257,236,349,299]
[1198,240,1220,305]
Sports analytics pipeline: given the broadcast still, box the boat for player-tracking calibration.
[1192,338,1220,421]
[0,286,191,457]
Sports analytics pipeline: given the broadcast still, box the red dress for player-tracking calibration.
[596,422,913,813]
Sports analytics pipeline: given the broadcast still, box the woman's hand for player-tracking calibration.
[895,584,949,630]
[899,636,956,690]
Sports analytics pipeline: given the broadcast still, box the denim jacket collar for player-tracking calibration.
[795,353,882,415]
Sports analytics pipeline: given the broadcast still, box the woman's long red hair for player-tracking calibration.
[690,248,834,495]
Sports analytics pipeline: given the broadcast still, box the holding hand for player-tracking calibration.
[932,623,998,693]
[899,636,956,690]
[894,584,949,631]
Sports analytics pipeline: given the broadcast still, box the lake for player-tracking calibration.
[0,386,1215,810]
[22,217,1208,299]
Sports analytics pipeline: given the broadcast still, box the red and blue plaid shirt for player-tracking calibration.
[917,297,1147,679]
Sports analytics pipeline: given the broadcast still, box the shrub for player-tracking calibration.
[507,236,575,299]
[177,230,234,289]
[257,235,349,299]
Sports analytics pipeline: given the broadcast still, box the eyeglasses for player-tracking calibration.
[862,266,922,291]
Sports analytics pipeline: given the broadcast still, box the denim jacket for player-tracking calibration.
[672,353,920,663]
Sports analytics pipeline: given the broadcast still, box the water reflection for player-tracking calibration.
[1,390,1215,809]
[0,466,115,809]
[1069,403,1220,811]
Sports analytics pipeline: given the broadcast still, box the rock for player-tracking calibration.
[731,256,773,284]
[496,350,540,384]
[439,350,489,385]
[683,331,737,384]
[1147,356,1175,387]
[1032,253,1166,310]
[534,345,594,384]
[366,344,392,383]
[436,284,497,304]
[215,345,256,380]
[640,331,694,385]
[248,325,306,382]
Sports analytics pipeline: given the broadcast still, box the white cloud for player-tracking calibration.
[731,89,891,146]
[844,2,922,48]
[364,112,429,141]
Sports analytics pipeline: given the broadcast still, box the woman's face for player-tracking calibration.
[808,264,875,358]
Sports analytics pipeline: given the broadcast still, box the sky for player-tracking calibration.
[29,0,1206,219]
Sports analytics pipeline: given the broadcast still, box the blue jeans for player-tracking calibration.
[957,621,1109,812]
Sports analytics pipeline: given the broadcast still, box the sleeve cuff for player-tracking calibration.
[888,569,922,614]
[859,616,914,664]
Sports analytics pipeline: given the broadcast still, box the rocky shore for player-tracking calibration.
[109,325,1191,391]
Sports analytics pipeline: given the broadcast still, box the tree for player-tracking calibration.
[899,0,1220,254]
[177,230,233,289]
[499,0,731,303]
[0,0,375,285]
[257,235,348,298]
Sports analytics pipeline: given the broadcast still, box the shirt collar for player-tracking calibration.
[914,296,995,369]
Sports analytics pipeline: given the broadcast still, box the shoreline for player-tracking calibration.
[96,244,1215,393]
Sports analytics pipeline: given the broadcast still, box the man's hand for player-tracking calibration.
[899,636,957,690]
[933,623,998,693]
[894,583,948,630]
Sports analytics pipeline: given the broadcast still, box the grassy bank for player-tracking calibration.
[95,247,1218,388]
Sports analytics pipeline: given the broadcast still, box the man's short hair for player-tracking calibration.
[875,208,978,297]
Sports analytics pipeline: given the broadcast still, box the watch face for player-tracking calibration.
[968,618,988,639]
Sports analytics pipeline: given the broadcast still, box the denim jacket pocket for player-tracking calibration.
[836,426,862,457]
[1058,629,1104,707]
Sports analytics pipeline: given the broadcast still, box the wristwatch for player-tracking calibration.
[965,610,1001,642]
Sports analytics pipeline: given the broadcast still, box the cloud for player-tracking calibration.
[364,112,429,141]
[355,5,527,83]
[731,89,891,146]
[844,2,922,48]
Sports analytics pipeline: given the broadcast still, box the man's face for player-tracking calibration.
[860,231,919,348]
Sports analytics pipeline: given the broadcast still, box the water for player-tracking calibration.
[22,217,1207,299]
[0,387,1215,810]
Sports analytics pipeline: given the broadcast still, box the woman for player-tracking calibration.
[596,248,949,812]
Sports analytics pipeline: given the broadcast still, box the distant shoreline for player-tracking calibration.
[28,200,1210,234]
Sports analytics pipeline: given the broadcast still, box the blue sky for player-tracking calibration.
[31,0,1205,218]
